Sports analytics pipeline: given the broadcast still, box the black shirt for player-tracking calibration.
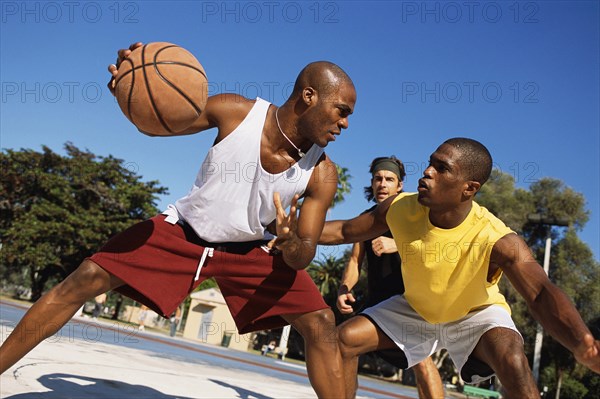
[362,205,405,307]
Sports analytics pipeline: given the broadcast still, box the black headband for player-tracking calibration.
[372,159,402,179]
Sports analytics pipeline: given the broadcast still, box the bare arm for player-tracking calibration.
[319,195,395,245]
[492,234,600,373]
[271,157,338,270]
[177,93,254,138]
[337,242,365,314]
[108,43,252,138]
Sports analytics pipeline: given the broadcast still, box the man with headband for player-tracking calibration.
[337,156,444,398]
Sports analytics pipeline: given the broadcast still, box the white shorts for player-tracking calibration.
[362,295,522,383]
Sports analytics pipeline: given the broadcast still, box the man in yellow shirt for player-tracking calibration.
[337,156,444,398]
[308,137,599,397]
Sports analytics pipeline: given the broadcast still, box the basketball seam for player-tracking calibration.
[123,58,135,125]
[114,62,207,85]
[153,46,205,117]
[142,43,172,133]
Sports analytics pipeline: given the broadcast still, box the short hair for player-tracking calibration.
[291,61,354,99]
[443,137,492,185]
[363,156,406,202]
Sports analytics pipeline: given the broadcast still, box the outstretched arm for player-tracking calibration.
[492,234,600,373]
[320,195,394,245]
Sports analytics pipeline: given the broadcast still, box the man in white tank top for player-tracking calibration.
[1,42,357,399]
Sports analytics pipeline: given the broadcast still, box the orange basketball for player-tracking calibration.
[113,42,208,136]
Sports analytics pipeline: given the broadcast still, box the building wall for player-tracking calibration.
[183,298,254,351]
[121,305,163,328]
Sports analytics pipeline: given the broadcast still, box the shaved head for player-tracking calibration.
[291,61,354,98]
[443,137,493,185]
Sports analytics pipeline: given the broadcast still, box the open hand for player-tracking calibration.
[268,192,300,250]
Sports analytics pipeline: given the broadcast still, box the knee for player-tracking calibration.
[293,309,337,345]
[413,361,428,373]
[338,324,361,359]
[54,260,109,301]
[413,358,439,380]
[475,327,530,375]
[500,351,531,375]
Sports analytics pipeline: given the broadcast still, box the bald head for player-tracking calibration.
[443,137,493,185]
[291,61,354,99]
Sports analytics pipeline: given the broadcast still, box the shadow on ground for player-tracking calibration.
[208,379,274,399]
[4,373,198,399]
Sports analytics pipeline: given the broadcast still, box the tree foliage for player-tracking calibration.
[476,169,533,231]
[331,164,352,209]
[477,170,599,394]
[307,254,347,303]
[0,143,167,300]
[307,248,369,322]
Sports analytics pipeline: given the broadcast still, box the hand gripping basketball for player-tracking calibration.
[110,42,208,136]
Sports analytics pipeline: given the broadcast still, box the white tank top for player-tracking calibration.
[172,98,324,243]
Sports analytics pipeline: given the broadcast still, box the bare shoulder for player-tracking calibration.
[488,233,538,283]
[490,232,556,303]
[491,233,534,266]
[206,93,254,113]
[312,153,339,188]
[317,153,337,171]
[207,94,255,135]
[182,93,255,136]
[305,153,337,201]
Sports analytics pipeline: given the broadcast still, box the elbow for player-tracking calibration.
[527,285,546,308]
[527,283,557,318]
[283,241,316,270]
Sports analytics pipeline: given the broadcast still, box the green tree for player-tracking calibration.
[0,143,167,301]
[307,254,347,303]
[307,248,367,325]
[476,169,533,231]
[541,365,589,399]
[477,171,599,394]
[332,164,352,209]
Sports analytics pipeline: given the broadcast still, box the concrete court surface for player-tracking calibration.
[0,300,424,399]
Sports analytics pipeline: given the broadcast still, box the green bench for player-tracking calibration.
[462,385,501,398]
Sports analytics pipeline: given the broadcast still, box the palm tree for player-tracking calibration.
[331,165,352,209]
[308,255,344,298]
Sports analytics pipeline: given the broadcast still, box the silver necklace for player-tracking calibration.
[275,107,305,158]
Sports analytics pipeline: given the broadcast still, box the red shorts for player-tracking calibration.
[89,215,328,333]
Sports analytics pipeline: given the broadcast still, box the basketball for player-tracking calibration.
[113,42,208,136]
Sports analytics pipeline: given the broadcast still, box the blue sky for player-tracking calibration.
[1,1,598,260]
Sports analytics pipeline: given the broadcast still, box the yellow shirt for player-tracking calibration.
[387,193,514,324]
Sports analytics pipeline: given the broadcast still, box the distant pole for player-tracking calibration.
[279,325,291,360]
[527,214,569,384]
[532,230,552,383]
